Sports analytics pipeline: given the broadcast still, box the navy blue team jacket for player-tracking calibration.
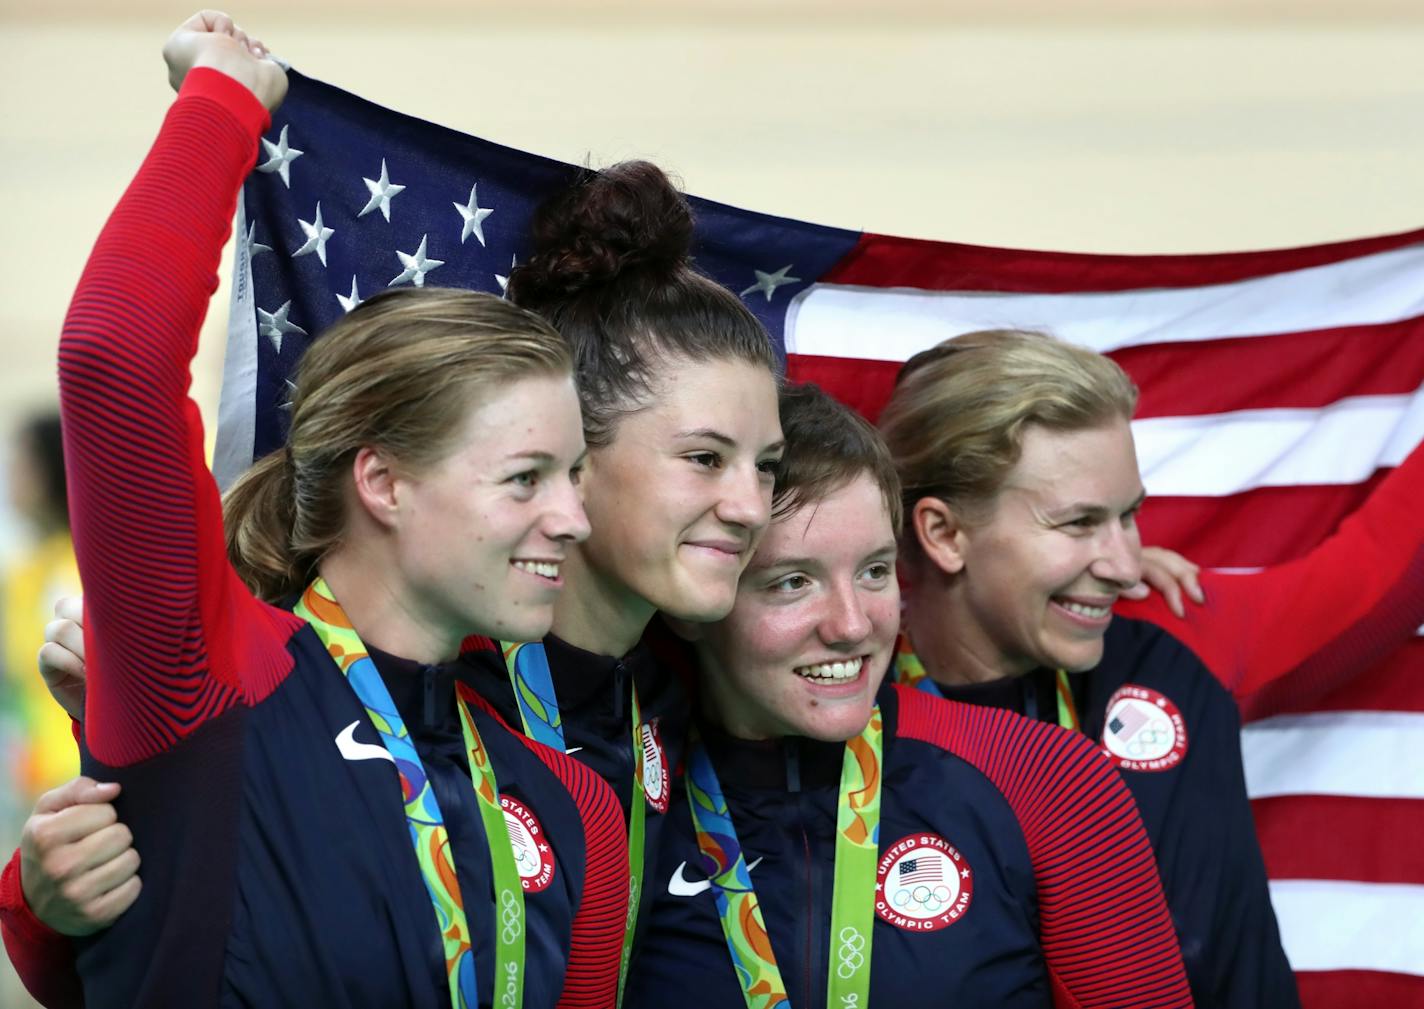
[74,627,615,1009]
[926,615,1301,1009]
[463,632,690,950]
[626,683,1193,1009]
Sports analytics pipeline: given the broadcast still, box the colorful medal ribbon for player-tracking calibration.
[297,579,525,1009]
[502,640,646,1006]
[897,637,1079,732]
[1054,669,1080,732]
[686,707,885,1009]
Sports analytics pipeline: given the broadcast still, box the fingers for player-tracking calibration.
[62,822,139,888]
[31,776,119,816]
[1120,581,1149,601]
[44,615,85,660]
[80,873,143,929]
[53,594,84,625]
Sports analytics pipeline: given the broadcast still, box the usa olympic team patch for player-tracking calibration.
[1099,684,1189,772]
[501,795,556,893]
[641,718,670,814]
[875,833,973,932]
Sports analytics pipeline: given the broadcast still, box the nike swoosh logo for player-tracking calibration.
[335,721,395,764]
[565,747,584,755]
[668,856,763,897]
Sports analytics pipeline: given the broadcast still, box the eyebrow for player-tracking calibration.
[1048,489,1147,519]
[752,541,898,574]
[503,448,589,468]
[673,428,787,456]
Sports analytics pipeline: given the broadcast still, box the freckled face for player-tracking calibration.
[576,357,784,624]
[952,420,1145,676]
[696,474,901,742]
[393,372,591,644]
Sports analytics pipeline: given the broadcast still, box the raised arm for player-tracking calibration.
[58,15,294,767]
[1118,439,1424,716]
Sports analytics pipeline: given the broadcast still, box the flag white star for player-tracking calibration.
[336,276,363,313]
[293,202,334,266]
[244,221,272,258]
[495,253,518,295]
[256,125,304,188]
[454,184,494,246]
[257,301,307,353]
[280,378,299,412]
[358,159,405,222]
[740,264,800,302]
[389,235,444,287]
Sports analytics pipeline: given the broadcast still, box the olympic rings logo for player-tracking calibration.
[1124,719,1172,757]
[500,888,522,945]
[836,926,866,979]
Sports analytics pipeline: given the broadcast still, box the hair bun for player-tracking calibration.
[510,161,694,306]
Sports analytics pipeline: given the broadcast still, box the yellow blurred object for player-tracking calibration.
[3,530,81,800]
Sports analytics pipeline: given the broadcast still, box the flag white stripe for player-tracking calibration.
[1242,711,1424,800]
[215,198,259,492]
[1132,391,1424,497]
[1269,880,1424,977]
[785,241,1424,362]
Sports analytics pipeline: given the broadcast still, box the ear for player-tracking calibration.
[911,497,970,577]
[660,614,704,643]
[350,446,402,531]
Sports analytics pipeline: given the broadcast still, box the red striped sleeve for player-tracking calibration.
[523,741,628,1009]
[57,69,302,767]
[456,686,628,1006]
[1118,441,1424,720]
[893,685,1192,1009]
[0,846,81,1008]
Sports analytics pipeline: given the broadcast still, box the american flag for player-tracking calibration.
[898,857,943,888]
[219,69,1424,1006]
[1108,703,1151,742]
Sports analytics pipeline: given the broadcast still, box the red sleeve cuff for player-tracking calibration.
[179,65,273,139]
[2,847,84,1008]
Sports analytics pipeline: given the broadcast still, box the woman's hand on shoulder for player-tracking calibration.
[38,595,86,723]
[163,10,287,112]
[20,777,141,936]
[1121,545,1205,619]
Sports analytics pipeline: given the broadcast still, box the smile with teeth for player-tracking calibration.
[1055,598,1111,619]
[512,560,561,580]
[794,656,864,683]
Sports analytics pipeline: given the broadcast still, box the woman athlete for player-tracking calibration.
[0,12,629,1009]
[881,329,1424,1007]
[626,384,1193,1009]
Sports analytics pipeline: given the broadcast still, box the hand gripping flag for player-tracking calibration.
[222,68,1424,1007]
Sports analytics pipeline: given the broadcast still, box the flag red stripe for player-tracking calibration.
[824,228,1424,294]
[788,313,1424,427]
[1137,478,1385,570]
[1111,318,1424,419]
[1253,795,1424,885]
[1295,971,1423,1008]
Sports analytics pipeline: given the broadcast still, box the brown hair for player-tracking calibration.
[878,329,1138,528]
[222,287,571,601]
[773,383,903,535]
[506,160,777,447]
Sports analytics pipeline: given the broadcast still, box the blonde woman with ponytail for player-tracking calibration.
[1,12,627,1009]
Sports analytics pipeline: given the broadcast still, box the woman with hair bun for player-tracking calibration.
[0,12,629,1009]
[3,50,784,1009]
[466,156,786,991]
